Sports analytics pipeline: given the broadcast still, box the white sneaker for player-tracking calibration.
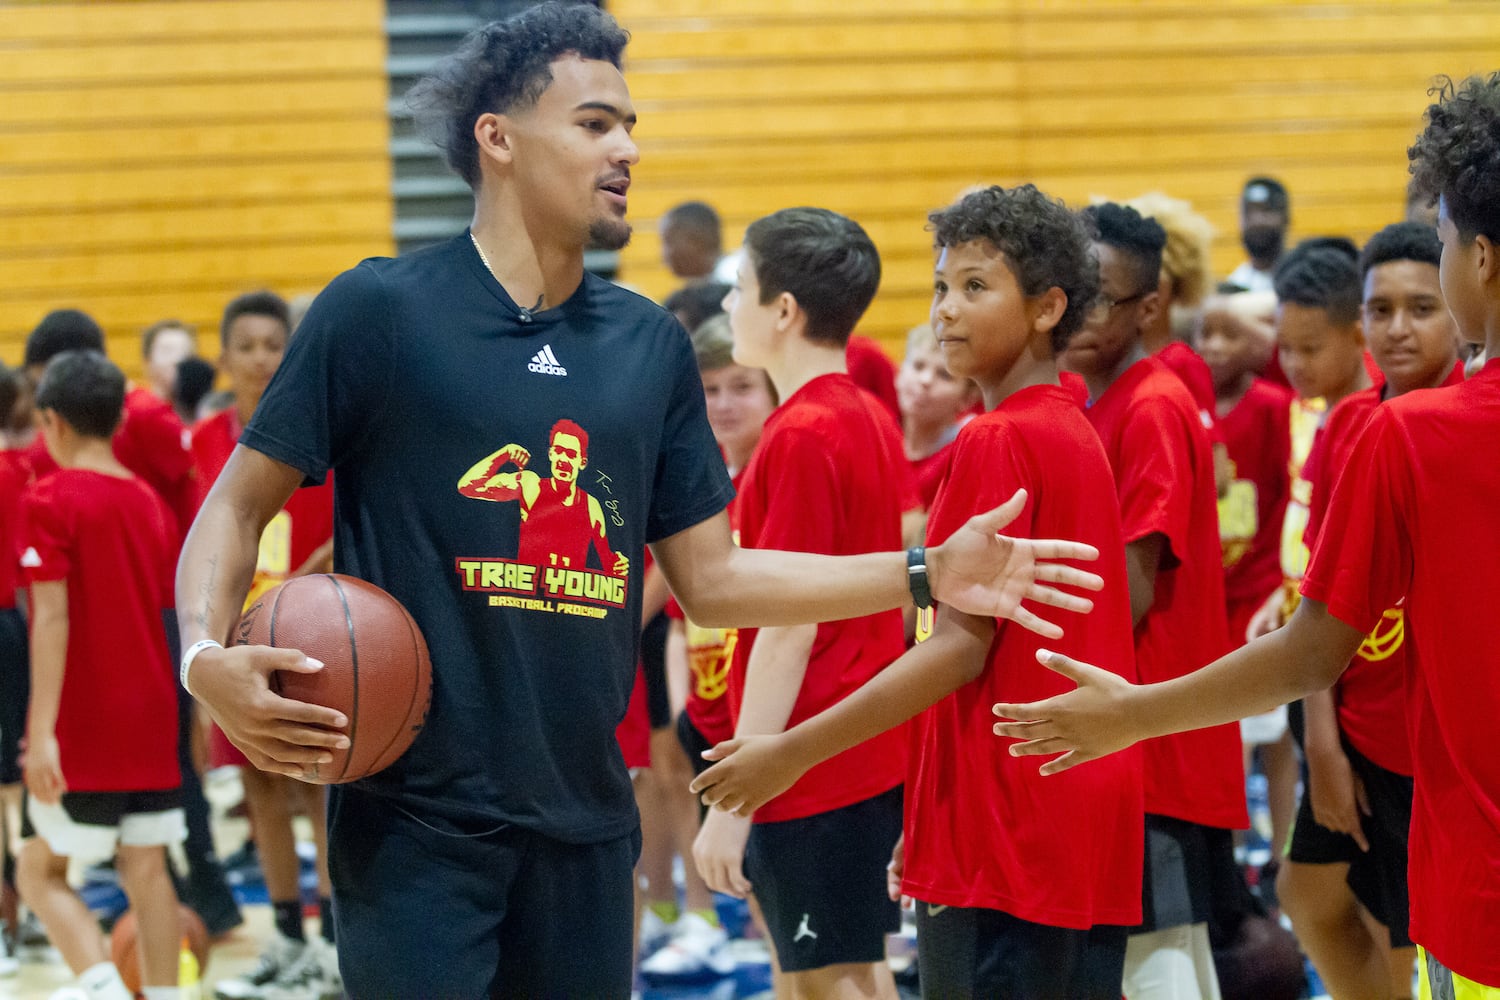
[638,907,672,957]
[214,932,306,1000]
[640,911,735,983]
[263,937,342,1000]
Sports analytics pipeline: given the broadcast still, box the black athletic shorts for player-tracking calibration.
[916,903,1128,1000]
[0,607,28,785]
[744,784,902,973]
[1136,814,1228,933]
[328,787,641,999]
[640,611,671,730]
[675,710,714,779]
[1285,738,1413,947]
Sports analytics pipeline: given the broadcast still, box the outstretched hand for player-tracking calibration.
[928,490,1103,639]
[991,649,1143,775]
[689,734,804,817]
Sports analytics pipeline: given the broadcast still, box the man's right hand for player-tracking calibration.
[189,645,350,779]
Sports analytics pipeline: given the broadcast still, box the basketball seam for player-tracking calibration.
[330,575,359,783]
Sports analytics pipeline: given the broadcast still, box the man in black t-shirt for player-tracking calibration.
[173,4,1102,995]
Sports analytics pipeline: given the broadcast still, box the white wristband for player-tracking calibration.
[180,639,223,694]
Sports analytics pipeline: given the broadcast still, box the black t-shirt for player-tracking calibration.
[242,233,733,842]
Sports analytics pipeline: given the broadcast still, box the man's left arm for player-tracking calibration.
[652,490,1101,639]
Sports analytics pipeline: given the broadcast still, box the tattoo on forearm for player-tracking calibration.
[195,554,219,635]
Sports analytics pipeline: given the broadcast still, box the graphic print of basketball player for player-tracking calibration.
[458,418,630,576]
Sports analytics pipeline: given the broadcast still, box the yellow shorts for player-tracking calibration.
[1419,948,1500,1000]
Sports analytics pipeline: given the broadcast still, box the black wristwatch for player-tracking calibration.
[907,546,933,610]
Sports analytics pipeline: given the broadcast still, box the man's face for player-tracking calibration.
[1363,259,1459,393]
[505,55,638,252]
[549,431,586,483]
[659,221,715,280]
[1062,243,1151,381]
[1240,204,1287,263]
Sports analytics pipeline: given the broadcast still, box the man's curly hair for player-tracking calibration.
[928,185,1100,352]
[407,2,629,190]
[1408,72,1500,241]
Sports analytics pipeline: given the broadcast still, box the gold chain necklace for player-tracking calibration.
[470,232,544,322]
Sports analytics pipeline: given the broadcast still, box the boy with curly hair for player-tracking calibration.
[693,185,1142,999]
[993,72,1500,997]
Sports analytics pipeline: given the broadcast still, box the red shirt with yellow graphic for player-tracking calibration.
[1217,378,1293,642]
[1302,363,1463,777]
[1300,361,1500,986]
[731,373,908,823]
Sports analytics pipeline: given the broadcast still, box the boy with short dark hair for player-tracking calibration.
[191,290,339,1000]
[691,206,912,998]
[1062,201,1246,999]
[15,351,183,1000]
[693,185,1143,999]
[991,71,1500,996]
[1276,220,1462,999]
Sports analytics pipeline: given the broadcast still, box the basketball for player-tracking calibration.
[235,574,432,783]
[109,905,209,993]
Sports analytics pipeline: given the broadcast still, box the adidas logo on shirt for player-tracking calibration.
[528,345,567,377]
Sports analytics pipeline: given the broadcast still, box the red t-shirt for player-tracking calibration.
[846,335,901,423]
[17,470,178,791]
[1156,341,1223,446]
[0,450,33,609]
[909,446,952,510]
[1300,360,1500,986]
[731,373,908,823]
[1301,363,1464,777]
[191,409,335,608]
[902,384,1144,928]
[1086,358,1247,830]
[1217,379,1293,630]
[28,387,196,541]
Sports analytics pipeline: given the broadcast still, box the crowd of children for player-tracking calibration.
[2,33,1497,1000]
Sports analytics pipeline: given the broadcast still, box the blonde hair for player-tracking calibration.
[904,323,938,358]
[1121,192,1215,308]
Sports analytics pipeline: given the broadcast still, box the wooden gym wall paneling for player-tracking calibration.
[0,0,394,376]
[610,0,1500,352]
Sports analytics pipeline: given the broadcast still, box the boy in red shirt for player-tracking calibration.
[22,310,197,540]
[1278,221,1462,999]
[1062,202,1245,999]
[191,291,340,1000]
[690,207,912,997]
[992,71,1500,996]
[0,364,33,976]
[895,323,979,513]
[691,185,1140,997]
[15,351,183,1000]
[1245,240,1376,641]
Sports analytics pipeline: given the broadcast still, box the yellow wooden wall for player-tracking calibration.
[612,0,1500,352]
[0,0,393,376]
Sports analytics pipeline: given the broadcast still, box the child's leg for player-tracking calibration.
[15,836,106,974]
[116,842,179,987]
[1278,860,1388,996]
[783,960,896,1000]
[240,767,304,940]
[289,779,337,949]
